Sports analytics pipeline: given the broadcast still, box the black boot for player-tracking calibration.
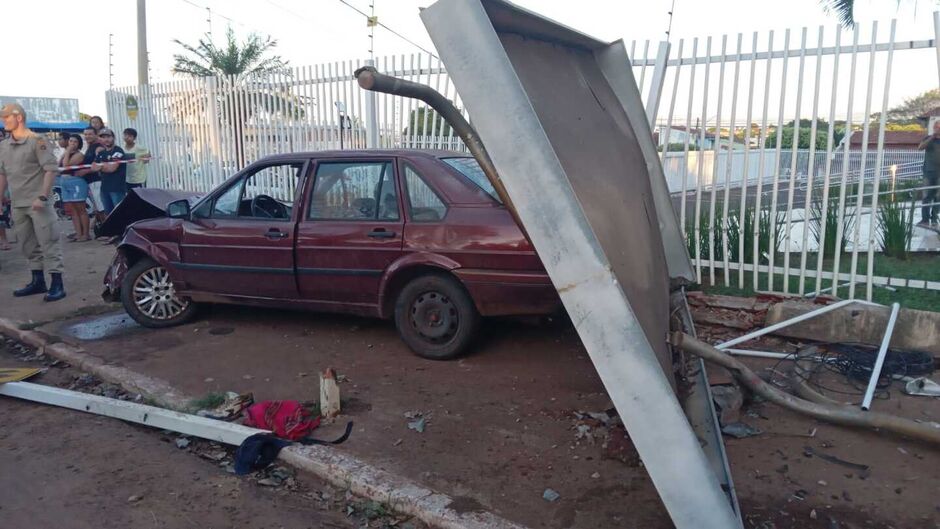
[14,270,47,297]
[44,273,66,302]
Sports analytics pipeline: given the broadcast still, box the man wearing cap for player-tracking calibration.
[0,103,66,301]
[92,127,127,214]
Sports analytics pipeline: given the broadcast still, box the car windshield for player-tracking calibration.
[441,157,501,204]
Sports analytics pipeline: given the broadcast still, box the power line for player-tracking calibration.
[335,0,438,58]
[177,0,251,32]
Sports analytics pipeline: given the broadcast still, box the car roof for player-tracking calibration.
[256,149,473,163]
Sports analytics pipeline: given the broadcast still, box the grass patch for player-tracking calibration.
[189,392,226,411]
[697,252,940,313]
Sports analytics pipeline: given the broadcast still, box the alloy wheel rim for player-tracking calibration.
[133,266,188,320]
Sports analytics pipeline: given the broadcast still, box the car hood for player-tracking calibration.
[98,188,202,237]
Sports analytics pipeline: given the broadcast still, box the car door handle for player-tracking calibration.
[367,228,396,239]
[265,228,289,240]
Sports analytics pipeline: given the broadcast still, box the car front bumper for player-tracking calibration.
[102,250,129,303]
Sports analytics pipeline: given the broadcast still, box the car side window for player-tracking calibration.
[403,164,447,222]
[211,163,303,220]
[212,181,241,218]
[309,161,399,221]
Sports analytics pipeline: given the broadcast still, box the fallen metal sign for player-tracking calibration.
[418,1,737,527]
[0,368,41,384]
[0,381,264,446]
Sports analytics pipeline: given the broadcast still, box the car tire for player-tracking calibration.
[394,273,480,360]
[121,257,197,329]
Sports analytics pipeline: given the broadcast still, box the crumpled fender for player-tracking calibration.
[376,252,461,318]
[102,227,185,301]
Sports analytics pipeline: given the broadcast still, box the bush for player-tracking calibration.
[686,204,782,264]
[809,193,853,260]
[878,198,915,259]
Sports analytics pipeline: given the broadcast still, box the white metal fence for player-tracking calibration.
[106,12,940,301]
[105,55,468,193]
[643,12,940,301]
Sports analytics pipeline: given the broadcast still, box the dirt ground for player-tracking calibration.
[2,222,939,528]
[35,303,940,529]
[0,338,424,529]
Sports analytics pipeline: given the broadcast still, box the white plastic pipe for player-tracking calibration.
[717,298,857,349]
[861,302,901,411]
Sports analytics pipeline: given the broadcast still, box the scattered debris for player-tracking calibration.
[904,377,940,397]
[257,477,282,487]
[408,417,427,433]
[721,422,762,439]
[803,446,871,478]
[195,391,253,421]
[591,472,600,479]
[208,327,235,336]
[320,368,341,418]
[711,385,744,425]
[127,495,143,503]
[175,437,191,449]
[542,488,560,502]
[393,438,403,447]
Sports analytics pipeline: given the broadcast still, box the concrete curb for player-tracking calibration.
[0,317,527,529]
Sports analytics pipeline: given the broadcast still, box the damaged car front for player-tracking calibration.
[101,188,201,302]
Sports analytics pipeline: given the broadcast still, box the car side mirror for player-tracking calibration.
[167,199,191,219]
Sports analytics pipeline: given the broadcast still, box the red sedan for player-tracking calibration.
[103,150,560,359]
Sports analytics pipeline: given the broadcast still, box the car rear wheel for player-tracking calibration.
[394,274,480,360]
[121,257,197,328]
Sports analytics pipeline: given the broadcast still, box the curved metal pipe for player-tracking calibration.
[354,66,524,231]
[671,332,940,445]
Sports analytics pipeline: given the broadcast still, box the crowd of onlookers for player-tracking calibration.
[0,115,150,247]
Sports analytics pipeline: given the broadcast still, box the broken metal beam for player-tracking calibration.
[0,381,264,445]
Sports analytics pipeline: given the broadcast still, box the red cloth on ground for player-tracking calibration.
[242,400,321,441]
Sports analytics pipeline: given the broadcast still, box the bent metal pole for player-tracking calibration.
[354,66,525,234]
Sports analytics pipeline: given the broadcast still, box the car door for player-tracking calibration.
[295,158,404,306]
[178,160,307,298]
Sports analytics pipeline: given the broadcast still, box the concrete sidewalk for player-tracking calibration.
[0,221,118,326]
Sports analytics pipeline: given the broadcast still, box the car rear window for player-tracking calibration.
[441,157,501,204]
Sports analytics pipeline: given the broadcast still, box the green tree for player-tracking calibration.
[172,27,288,81]
[821,1,940,27]
[765,119,846,149]
[821,0,857,26]
[173,27,299,164]
[886,88,940,124]
[403,107,454,137]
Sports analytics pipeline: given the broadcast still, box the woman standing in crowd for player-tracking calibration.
[58,134,91,242]
[89,116,105,134]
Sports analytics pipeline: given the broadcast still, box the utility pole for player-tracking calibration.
[109,33,115,89]
[137,0,149,85]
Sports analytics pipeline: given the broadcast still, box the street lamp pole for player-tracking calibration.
[137,0,149,85]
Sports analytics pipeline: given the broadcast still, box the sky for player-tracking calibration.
[2,0,938,119]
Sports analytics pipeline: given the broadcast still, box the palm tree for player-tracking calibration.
[172,27,303,165]
[172,27,288,82]
[821,0,856,26]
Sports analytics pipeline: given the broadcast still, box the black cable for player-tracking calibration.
[336,0,439,59]
[767,342,935,404]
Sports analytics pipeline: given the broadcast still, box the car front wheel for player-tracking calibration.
[394,274,480,360]
[121,257,197,328]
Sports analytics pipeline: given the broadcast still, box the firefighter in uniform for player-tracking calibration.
[0,103,66,301]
